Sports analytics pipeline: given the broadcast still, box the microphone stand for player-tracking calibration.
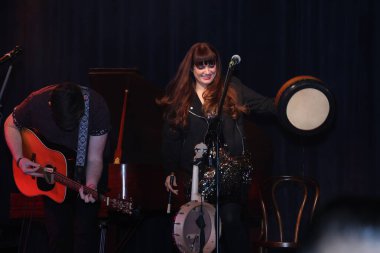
[0,63,14,125]
[0,46,22,124]
[212,60,238,253]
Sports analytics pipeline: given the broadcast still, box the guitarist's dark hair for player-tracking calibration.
[49,82,84,131]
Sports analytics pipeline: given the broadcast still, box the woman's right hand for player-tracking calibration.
[165,174,178,195]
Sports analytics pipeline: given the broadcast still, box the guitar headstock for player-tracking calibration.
[107,197,133,215]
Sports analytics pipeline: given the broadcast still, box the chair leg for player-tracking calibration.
[252,246,264,253]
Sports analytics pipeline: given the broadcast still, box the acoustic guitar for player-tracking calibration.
[13,128,133,215]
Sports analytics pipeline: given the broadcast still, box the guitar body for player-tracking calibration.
[13,128,72,203]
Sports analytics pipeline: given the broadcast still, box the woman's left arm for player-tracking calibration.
[231,76,277,114]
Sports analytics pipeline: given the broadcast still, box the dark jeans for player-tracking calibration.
[43,192,100,253]
[219,202,250,253]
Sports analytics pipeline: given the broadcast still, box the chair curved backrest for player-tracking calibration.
[253,176,320,250]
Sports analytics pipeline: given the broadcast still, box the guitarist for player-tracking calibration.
[4,82,111,253]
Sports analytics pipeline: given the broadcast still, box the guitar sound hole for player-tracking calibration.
[37,164,55,192]
[37,177,55,191]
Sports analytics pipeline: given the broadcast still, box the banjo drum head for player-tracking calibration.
[275,76,334,135]
[173,201,217,253]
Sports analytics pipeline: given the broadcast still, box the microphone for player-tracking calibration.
[0,46,23,65]
[229,54,241,67]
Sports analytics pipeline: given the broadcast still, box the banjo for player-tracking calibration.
[173,143,218,253]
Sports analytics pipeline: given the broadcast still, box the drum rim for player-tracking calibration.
[276,77,335,136]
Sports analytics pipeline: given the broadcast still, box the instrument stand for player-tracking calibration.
[114,212,145,253]
[98,219,108,253]
[207,61,238,253]
[193,159,205,252]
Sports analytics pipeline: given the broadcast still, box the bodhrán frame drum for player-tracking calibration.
[275,75,335,136]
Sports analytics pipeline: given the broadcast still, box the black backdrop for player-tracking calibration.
[0,0,380,224]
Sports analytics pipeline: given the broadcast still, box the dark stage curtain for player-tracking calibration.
[0,0,380,249]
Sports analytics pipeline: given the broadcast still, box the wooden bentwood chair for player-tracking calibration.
[252,176,320,253]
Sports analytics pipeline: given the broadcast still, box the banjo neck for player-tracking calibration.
[191,142,208,202]
[191,164,201,202]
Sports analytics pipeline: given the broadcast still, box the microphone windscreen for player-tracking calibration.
[231,55,241,64]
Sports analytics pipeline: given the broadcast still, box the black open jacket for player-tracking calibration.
[162,77,277,176]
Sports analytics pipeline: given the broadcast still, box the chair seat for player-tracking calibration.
[255,240,298,248]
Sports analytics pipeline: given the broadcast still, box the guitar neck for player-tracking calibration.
[51,170,132,214]
[52,172,101,200]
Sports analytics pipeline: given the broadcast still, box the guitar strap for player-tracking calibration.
[75,86,90,181]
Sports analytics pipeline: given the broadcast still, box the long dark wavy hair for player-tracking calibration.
[157,42,247,127]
